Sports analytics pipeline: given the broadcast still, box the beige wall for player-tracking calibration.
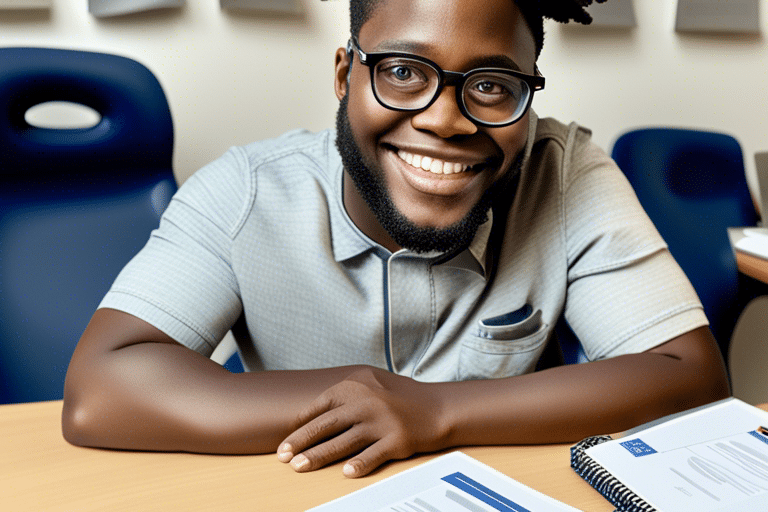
[2,0,766,190]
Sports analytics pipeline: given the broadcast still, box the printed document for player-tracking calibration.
[586,398,768,511]
[308,451,579,512]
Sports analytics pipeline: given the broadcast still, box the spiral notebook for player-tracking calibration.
[571,398,768,512]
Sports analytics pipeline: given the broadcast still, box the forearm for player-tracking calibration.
[436,328,730,448]
[62,340,366,454]
[263,328,729,478]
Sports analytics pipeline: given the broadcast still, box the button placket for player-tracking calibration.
[385,252,435,375]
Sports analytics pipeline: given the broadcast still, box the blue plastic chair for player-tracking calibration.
[610,127,765,364]
[0,47,178,403]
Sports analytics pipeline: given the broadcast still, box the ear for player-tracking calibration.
[334,47,351,101]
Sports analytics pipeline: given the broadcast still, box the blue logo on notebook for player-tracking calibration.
[620,438,657,457]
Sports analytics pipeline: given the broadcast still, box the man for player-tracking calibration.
[62,0,729,478]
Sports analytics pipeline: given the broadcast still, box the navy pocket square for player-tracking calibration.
[481,304,533,327]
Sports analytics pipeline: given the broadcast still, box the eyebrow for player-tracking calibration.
[372,39,523,73]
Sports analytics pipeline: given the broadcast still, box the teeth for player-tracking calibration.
[396,150,470,175]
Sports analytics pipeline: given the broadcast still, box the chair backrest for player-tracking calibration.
[611,127,762,363]
[0,47,177,404]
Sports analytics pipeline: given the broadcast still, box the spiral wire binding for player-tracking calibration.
[570,435,657,512]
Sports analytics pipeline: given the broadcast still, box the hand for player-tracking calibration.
[276,366,449,477]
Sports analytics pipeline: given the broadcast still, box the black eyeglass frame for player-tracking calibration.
[346,37,545,128]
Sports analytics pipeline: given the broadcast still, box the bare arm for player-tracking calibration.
[61,308,368,453]
[277,326,730,476]
[63,310,729,478]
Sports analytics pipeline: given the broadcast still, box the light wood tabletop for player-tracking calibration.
[735,249,768,285]
[2,400,613,511]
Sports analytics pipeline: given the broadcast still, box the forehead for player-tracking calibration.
[359,0,536,73]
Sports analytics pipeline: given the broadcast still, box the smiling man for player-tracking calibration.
[63,0,729,478]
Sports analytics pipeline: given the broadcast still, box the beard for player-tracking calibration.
[335,95,521,255]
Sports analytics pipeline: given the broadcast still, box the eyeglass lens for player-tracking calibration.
[373,57,531,125]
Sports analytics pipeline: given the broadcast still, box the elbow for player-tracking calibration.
[651,326,732,412]
[668,354,730,413]
[61,407,86,447]
[701,369,731,405]
[61,389,98,447]
[693,343,732,406]
[61,368,111,448]
[679,373,730,413]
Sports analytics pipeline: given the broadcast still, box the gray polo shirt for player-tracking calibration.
[99,113,707,381]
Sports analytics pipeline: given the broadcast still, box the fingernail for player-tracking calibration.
[291,454,309,470]
[277,443,293,462]
[342,461,357,477]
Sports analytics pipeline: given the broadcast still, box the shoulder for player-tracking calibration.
[186,129,335,188]
[533,116,585,145]
[170,129,335,238]
[239,129,336,174]
[526,116,616,190]
[532,116,604,162]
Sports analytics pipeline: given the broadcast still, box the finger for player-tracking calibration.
[277,408,350,463]
[293,390,337,429]
[288,426,373,473]
[342,436,408,478]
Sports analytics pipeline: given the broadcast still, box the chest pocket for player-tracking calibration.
[458,305,549,380]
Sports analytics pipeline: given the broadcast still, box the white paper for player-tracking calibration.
[309,451,579,512]
[735,234,768,259]
[586,399,768,511]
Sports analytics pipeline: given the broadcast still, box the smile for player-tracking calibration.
[396,149,470,175]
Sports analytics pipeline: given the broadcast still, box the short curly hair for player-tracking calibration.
[349,0,607,59]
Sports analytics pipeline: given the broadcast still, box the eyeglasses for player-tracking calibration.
[346,37,545,128]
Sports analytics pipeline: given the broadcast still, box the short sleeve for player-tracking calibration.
[562,129,708,360]
[98,147,250,356]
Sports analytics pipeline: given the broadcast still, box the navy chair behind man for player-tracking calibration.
[0,47,177,403]
[611,127,765,369]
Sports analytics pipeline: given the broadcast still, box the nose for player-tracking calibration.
[410,86,478,138]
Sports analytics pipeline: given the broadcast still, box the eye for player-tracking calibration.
[473,80,509,97]
[465,74,524,108]
[376,59,433,92]
[391,66,413,81]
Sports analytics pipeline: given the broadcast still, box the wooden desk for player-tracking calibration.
[2,401,612,511]
[729,227,768,284]
[735,250,768,285]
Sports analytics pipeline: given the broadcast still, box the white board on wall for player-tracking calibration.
[0,0,51,9]
[675,0,760,33]
[220,0,301,14]
[89,0,184,18]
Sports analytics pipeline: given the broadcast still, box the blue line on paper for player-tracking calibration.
[441,472,531,512]
[748,430,768,446]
